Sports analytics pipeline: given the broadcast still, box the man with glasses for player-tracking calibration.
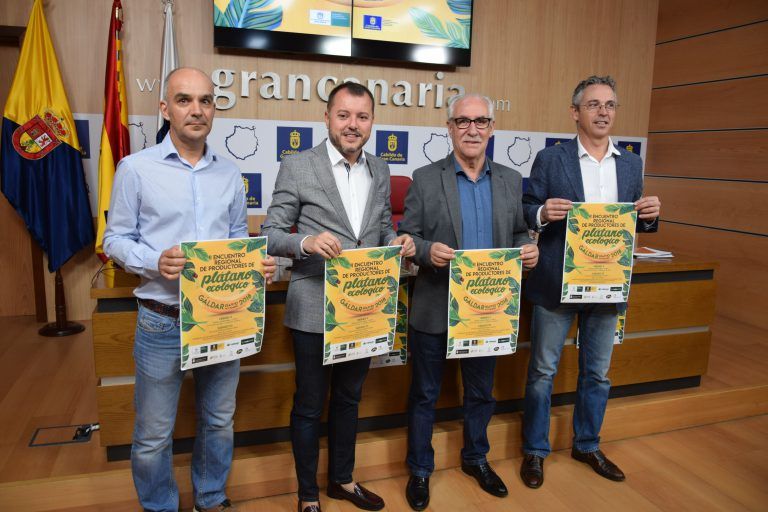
[519,75,660,489]
[398,93,539,510]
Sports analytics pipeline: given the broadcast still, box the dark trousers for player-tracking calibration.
[290,329,371,502]
[406,328,497,477]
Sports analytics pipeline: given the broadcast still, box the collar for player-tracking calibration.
[160,133,216,164]
[453,153,491,178]
[325,138,366,168]
[576,136,621,160]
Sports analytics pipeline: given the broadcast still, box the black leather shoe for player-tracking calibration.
[571,448,626,481]
[297,502,321,512]
[461,462,508,497]
[520,454,544,489]
[405,475,430,511]
[327,481,385,511]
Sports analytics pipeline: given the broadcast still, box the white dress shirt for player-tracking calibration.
[537,136,621,227]
[325,138,372,237]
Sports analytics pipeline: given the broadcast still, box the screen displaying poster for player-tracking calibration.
[179,237,267,370]
[324,246,402,365]
[562,203,637,303]
[447,248,522,359]
[370,278,408,368]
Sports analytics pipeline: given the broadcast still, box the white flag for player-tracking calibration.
[157,0,178,133]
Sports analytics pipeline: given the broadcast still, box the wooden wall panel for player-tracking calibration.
[0,43,36,318]
[644,177,768,234]
[653,22,768,87]
[656,0,768,42]
[645,130,768,180]
[638,223,768,329]
[649,76,768,131]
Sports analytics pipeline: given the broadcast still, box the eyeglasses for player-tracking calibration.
[450,117,493,129]
[578,101,619,112]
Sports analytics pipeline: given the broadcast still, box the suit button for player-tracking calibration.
[357,240,362,247]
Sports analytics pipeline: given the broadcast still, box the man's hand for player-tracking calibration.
[302,231,342,259]
[635,196,661,220]
[429,242,455,268]
[158,246,186,280]
[541,198,573,223]
[262,255,277,285]
[391,234,415,257]
[520,244,539,269]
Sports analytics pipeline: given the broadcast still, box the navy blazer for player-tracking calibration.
[522,138,654,310]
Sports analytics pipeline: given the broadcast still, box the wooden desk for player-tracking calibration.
[91,257,716,452]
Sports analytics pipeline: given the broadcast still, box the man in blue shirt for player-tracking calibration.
[397,93,539,510]
[104,67,275,512]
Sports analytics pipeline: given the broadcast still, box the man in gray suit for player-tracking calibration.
[519,75,660,489]
[398,93,539,510]
[263,82,414,512]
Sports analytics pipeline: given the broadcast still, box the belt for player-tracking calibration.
[138,298,180,318]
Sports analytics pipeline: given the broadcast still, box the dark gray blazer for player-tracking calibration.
[398,153,535,334]
[263,141,397,333]
[522,138,656,310]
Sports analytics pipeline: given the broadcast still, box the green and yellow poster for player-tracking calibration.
[370,279,408,368]
[562,203,637,303]
[447,248,522,359]
[179,237,267,370]
[324,246,402,365]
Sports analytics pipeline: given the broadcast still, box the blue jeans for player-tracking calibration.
[406,328,497,477]
[290,330,371,502]
[523,304,617,457]
[131,305,240,512]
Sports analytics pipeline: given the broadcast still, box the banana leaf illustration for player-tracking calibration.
[214,0,282,30]
[182,242,210,262]
[410,4,470,49]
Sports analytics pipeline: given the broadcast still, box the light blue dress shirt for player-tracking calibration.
[103,135,248,305]
[455,156,494,250]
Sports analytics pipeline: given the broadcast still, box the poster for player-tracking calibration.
[562,203,637,303]
[447,248,522,359]
[179,237,267,370]
[370,278,408,368]
[324,246,402,365]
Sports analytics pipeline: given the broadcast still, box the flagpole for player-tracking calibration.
[38,269,85,336]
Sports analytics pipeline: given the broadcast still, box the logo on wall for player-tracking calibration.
[241,173,262,209]
[485,135,495,160]
[277,127,312,161]
[545,137,571,147]
[617,141,642,155]
[364,15,382,31]
[376,130,408,164]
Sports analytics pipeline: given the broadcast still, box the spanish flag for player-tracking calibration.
[96,0,130,286]
[0,0,94,272]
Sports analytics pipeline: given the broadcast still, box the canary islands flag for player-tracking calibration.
[1,0,94,272]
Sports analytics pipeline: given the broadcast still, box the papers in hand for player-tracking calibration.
[634,246,673,259]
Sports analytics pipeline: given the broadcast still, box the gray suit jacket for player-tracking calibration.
[398,154,535,334]
[263,141,397,333]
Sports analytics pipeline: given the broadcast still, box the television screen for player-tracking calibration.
[213,0,473,66]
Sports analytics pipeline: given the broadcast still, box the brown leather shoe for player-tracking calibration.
[327,481,384,511]
[520,454,544,489]
[571,448,625,481]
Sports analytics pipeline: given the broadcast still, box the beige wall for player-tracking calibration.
[0,0,659,320]
[641,0,768,329]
